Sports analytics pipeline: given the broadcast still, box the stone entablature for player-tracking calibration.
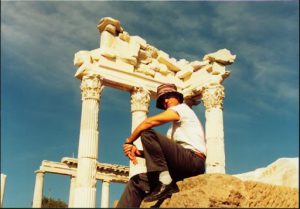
[74,17,236,100]
[61,157,129,183]
[38,158,129,183]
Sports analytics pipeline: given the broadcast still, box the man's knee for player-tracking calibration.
[140,128,155,140]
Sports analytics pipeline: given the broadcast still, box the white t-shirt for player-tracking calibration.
[166,103,206,155]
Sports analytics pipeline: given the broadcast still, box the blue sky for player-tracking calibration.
[1,1,299,207]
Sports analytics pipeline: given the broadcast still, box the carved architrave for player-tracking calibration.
[80,74,104,101]
[202,84,225,110]
[130,87,150,113]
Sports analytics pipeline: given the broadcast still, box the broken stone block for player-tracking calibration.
[119,31,131,42]
[211,62,226,75]
[157,50,181,72]
[190,60,210,71]
[176,68,193,80]
[203,48,236,65]
[97,17,123,34]
[131,36,147,49]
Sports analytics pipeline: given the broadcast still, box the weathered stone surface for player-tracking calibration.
[234,157,299,189]
[140,173,299,208]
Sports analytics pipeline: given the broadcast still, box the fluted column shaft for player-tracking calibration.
[1,174,7,208]
[68,175,76,208]
[202,84,226,173]
[32,171,45,208]
[73,74,103,207]
[129,87,150,178]
[100,180,110,208]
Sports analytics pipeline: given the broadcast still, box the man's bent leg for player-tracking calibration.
[141,129,205,181]
[140,129,169,173]
[116,173,150,208]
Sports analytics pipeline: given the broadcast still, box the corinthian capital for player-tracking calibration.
[202,84,225,110]
[130,87,150,113]
[80,74,104,101]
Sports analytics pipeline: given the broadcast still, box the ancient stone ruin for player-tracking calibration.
[31,16,238,207]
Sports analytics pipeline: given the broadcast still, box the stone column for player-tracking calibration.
[201,84,226,173]
[1,174,6,208]
[32,170,45,208]
[73,74,104,207]
[68,175,76,208]
[129,87,150,178]
[100,180,110,208]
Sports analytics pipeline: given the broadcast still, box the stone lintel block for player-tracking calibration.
[135,66,156,77]
[115,58,135,73]
[98,56,134,73]
[154,72,172,83]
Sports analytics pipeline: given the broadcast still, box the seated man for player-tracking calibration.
[117,83,206,208]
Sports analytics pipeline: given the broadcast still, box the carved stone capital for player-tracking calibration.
[80,74,104,101]
[202,84,225,110]
[130,87,150,113]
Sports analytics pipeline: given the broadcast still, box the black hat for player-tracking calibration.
[156,83,183,109]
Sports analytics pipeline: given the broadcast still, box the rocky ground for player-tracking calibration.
[140,173,299,208]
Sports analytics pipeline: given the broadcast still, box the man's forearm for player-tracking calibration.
[125,109,178,144]
[125,121,150,144]
[125,118,160,144]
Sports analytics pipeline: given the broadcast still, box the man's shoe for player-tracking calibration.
[143,181,179,202]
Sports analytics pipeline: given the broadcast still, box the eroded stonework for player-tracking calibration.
[80,74,104,101]
[74,17,236,100]
[202,84,225,110]
[131,87,151,112]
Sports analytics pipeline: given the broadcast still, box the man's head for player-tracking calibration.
[156,83,184,110]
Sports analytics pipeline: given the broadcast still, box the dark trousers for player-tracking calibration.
[117,129,205,208]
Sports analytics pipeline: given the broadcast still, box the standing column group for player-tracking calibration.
[201,84,226,173]
[73,74,103,207]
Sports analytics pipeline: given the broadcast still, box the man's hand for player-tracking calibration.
[123,143,141,165]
